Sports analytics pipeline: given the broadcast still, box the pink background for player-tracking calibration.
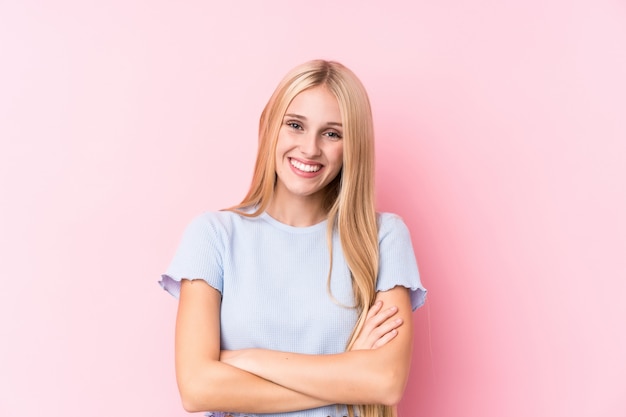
[1,1,625,416]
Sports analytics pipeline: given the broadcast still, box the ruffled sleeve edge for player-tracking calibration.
[158,274,223,300]
[377,283,427,311]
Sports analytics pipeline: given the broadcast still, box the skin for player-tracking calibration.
[176,281,409,413]
[174,86,414,414]
[219,287,413,406]
[268,86,344,226]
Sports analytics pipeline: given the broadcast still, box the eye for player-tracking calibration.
[286,121,303,130]
[324,131,343,140]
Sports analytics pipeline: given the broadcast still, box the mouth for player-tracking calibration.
[289,158,322,173]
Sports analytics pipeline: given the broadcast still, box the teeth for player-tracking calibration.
[290,158,321,173]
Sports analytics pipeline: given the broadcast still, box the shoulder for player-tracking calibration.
[376,212,406,226]
[181,209,255,245]
[189,209,251,231]
[376,212,412,241]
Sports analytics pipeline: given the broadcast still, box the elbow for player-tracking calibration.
[381,388,405,407]
[177,371,218,413]
[378,376,407,407]
[371,363,409,406]
[178,380,205,413]
[176,359,229,412]
[181,398,201,413]
[181,397,202,413]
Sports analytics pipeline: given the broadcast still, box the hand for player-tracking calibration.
[350,300,403,351]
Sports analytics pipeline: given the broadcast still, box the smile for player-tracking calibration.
[289,158,322,173]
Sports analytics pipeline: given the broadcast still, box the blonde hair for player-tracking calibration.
[230,60,390,417]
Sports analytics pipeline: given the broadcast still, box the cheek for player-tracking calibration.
[333,145,344,167]
[275,131,292,157]
[274,135,286,159]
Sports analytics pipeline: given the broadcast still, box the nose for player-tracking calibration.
[299,132,321,157]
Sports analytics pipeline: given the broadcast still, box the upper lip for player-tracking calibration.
[289,157,323,166]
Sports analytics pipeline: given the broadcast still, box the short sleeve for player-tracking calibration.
[376,213,427,310]
[158,213,224,299]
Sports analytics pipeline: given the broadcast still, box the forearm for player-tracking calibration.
[175,279,330,413]
[221,287,414,406]
[222,345,410,406]
[179,359,330,413]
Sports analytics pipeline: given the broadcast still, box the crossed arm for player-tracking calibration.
[175,278,414,413]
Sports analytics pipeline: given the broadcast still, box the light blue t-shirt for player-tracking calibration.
[160,210,426,417]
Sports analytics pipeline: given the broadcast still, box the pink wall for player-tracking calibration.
[1,1,624,416]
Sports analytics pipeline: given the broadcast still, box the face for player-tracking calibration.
[273,86,344,206]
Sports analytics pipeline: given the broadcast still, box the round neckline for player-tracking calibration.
[259,212,328,234]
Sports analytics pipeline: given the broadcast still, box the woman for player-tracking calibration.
[160,59,426,417]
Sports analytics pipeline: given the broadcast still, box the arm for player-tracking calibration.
[175,278,331,413]
[221,285,414,407]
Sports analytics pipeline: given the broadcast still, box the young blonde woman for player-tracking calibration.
[160,60,426,417]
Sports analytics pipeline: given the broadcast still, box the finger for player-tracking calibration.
[360,301,385,334]
[372,328,399,349]
[365,305,399,329]
[357,317,403,350]
[365,300,383,320]
[370,317,403,340]
[380,317,404,334]
[355,304,401,350]
[359,308,398,343]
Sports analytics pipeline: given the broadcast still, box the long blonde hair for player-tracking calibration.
[230,60,390,417]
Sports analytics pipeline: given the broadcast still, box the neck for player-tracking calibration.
[266,194,327,227]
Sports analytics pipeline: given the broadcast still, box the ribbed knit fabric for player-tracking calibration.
[160,210,426,417]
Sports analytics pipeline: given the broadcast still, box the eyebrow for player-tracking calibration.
[284,113,343,127]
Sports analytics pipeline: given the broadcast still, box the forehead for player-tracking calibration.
[286,86,342,122]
